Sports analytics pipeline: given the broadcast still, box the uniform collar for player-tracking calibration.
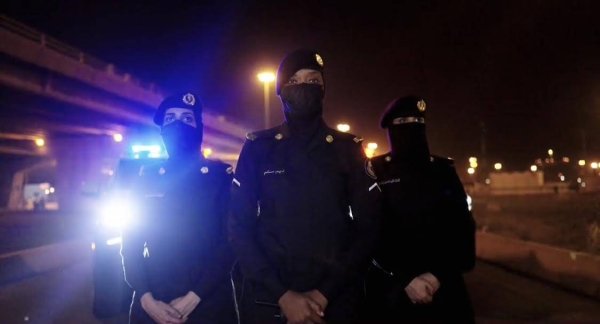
[164,155,208,174]
[274,121,334,152]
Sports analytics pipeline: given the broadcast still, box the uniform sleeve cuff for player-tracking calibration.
[192,280,212,301]
[264,278,289,302]
[136,286,151,300]
[317,279,341,303]
[428,269,446,284]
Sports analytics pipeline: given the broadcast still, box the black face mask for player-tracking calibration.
[280,83,324,124]
[161,121,203,160]
[388,123,431,163]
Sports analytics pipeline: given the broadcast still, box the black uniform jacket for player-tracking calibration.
[370,153,475,287]
[228,122,382,303]
[120,157,234,318]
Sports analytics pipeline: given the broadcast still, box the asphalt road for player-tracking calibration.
[0,259,599,324]
[0,211,92,255]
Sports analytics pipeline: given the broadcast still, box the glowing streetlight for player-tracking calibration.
[113,133,123,142]
[365,148,375,158]
[548,149,553,156]
[530,165,537,172]
[579,160,586,166]
[35,138,45,147]
[469,157,478,168]
[257,72,275,83]
[467,167,475,175]
[337,124,350,132]
[258,72,276,129]
[592,162,599,169]
[494,163,502,170]
[203,148,213,158]
[367,142,378,150]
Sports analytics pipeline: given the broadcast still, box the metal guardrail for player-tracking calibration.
[0,14,162,95]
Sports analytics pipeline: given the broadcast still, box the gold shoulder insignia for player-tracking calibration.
[353,136,363,143]
[246,132,257,141]
[226,166,234,174]
[417,99,426,112]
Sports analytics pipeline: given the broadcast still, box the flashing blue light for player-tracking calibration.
[131,145,162,153]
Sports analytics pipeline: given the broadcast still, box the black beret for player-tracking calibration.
[276,49,324,95]
[380,96,427,129]
[153,92,203,126]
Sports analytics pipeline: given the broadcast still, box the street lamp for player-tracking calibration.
[579,160,586,166]
[548,149,553,156]
[258,72,275,129]
[530,165,537,172]
[337,124,350,132]
[113,133,123,142]
[494,163,502,170]
[467,167,475,175]
[203,148,213,158]
[592,162,598,169]
[35,138,45,147]
[364,142,378,158]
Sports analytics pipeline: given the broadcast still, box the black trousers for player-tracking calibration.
[364,269,475,324]
[129,280,238,324]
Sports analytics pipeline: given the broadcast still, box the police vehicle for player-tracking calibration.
[91,146,165,318]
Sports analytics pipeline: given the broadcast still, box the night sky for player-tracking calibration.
[3,0,600,171]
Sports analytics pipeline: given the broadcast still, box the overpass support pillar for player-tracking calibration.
[51,135,123,213]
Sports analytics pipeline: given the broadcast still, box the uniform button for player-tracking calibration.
[326,135,334,143]
[275,133,283,140]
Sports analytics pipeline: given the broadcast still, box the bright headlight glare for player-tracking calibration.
[100,199,135,228]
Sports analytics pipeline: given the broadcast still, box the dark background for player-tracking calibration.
[3,0,600,170]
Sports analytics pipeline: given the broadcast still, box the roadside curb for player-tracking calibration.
[476,231,600,299]
[0,240,90,285]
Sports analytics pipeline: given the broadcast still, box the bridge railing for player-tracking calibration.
[0,14,253,140]
[0,14,162,95]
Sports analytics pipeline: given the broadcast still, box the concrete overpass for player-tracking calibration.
[0,14,251,211]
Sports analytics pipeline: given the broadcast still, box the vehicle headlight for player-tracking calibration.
[466,194,473,212]
[100,199,136,228]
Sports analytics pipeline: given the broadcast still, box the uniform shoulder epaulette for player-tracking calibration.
[138,161,165,177]
[205,159,234,174]
[430,155,455,167]
[246,127,279,141]
[329,128,364,144]
[370,154,389,164]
